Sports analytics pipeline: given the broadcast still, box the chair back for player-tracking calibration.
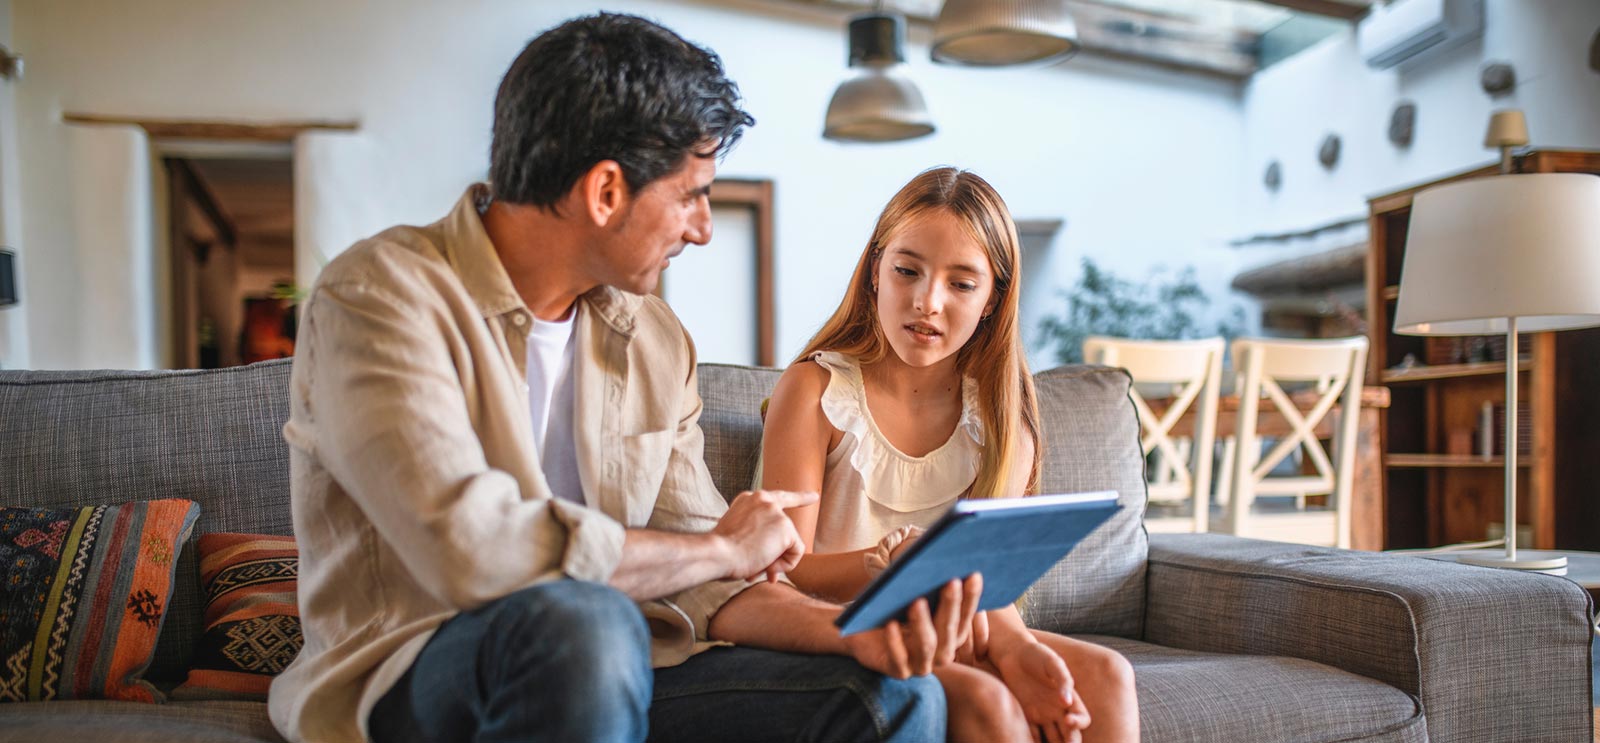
[1222,336,1368,548]
[1083,336,1223,534]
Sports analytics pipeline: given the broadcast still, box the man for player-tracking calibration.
[269,13,980,743]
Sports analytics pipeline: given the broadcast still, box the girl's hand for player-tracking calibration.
[956,606,991,666]
[991,640,1091,742]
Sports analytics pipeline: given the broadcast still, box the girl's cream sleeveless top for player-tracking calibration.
[809,351,983,553]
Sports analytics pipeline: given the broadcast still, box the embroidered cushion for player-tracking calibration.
[172,532,300,701]
[0,498,200,702]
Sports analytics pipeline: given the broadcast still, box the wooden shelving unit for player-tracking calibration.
[1365,149,1600,552]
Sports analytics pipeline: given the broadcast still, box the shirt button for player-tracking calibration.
[512,314,527,326]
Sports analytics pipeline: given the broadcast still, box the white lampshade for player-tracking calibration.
[932,0,1079,67]
[1394,173,1600,336]
[823,69,935,143]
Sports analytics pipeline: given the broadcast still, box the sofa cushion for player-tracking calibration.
[695,363,778,501]
[0,499,199,703]
[1084,635,1427,743]
[0,361,295,683]
[172,533,301,701]
[1020,366,1149,638]
[695,362,1149,638]
[0,699,285,742]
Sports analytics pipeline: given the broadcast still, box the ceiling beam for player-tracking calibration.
[1251,0,1368,21]
[63,114,358,142]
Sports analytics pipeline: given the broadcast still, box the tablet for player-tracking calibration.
[834,491,1121,636]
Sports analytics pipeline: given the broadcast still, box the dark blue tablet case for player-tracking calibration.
[835,491,1121,636]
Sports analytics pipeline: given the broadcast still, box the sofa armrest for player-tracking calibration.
[1145,533,1594,743]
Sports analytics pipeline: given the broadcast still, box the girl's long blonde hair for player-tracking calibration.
[794,167,1041,498]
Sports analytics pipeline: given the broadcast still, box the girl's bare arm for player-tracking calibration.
[759,361,877,602]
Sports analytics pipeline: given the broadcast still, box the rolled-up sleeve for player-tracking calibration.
[298,277,626,609]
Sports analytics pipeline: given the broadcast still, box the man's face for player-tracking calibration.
[591,154,716,296]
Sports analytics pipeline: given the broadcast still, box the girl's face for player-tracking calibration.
[873,209,998,370]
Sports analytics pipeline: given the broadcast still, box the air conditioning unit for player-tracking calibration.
[1358,0,1483,70]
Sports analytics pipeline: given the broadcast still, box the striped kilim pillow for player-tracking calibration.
[0,498,200,702]
[173,532,300,700]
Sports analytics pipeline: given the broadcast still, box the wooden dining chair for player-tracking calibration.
[1083,336,1224,534]
[1218,336,1369,548]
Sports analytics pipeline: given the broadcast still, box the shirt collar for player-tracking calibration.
[441,184,641,337]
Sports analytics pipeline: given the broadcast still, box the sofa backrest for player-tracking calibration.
[695,362,1149,638]
[0,360,295,683]
[0,357,1150,683]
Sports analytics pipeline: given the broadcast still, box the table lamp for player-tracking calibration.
[1393,171,1600,569]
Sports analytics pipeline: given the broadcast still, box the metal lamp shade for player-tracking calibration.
[1393,173,1600,336]
[932,0,1079,67]
[823,70,935,143]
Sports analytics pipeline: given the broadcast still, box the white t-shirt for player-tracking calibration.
[526,310,584,505]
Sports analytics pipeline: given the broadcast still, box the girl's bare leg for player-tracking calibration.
[1030,630,1139,743]
[934,662,1033,743]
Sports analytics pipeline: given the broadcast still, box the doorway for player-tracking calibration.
[164,152,295,369]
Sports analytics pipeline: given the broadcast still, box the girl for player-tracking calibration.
[761,168,1139,743]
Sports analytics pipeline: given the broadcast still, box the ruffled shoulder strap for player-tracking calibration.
[810,350,868,439]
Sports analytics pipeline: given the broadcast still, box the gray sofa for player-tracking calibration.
[0,359,1592,742]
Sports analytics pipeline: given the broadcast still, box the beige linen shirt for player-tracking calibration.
[268,185,747,743]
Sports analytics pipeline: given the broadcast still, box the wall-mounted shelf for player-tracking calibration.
[1381,359,1532,384]
[1385,454,1529,469]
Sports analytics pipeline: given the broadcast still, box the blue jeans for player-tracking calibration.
[368,580,945,743]
[650,646,945,743]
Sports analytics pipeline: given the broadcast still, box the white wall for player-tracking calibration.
[66,124,158,369]
[10,0,1245,370]
[1240,0,1600,240]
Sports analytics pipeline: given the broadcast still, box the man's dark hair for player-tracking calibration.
[490,13,755,208]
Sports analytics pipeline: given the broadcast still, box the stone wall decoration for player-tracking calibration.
[1480,62,1516,96]
[1388,102,1416,148]
[1318,134,1341,169]
[1263,160,1282,191]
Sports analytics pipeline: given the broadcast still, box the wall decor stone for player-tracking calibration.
[1480,62,1516,96]
[1318,134,1341,169]
[1388,102,1416,147]
[1263,160,1282,191]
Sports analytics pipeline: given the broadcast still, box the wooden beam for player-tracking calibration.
[63,113,357,142]
[1070,1,1258,78]
[166,159,238,248]
[778,0,1255,79]
[1251,0,1369,21]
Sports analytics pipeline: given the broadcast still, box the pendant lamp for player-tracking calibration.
[932,0,1079,67]
[823,12,935,143]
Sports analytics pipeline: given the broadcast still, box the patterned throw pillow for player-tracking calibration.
[172,532,301,701]
[0,498,200,703]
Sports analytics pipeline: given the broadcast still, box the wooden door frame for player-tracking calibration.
[705,178,776,367]
[65,115,347,368]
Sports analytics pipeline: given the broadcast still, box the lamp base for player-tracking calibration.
[1456,552,1569,570]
